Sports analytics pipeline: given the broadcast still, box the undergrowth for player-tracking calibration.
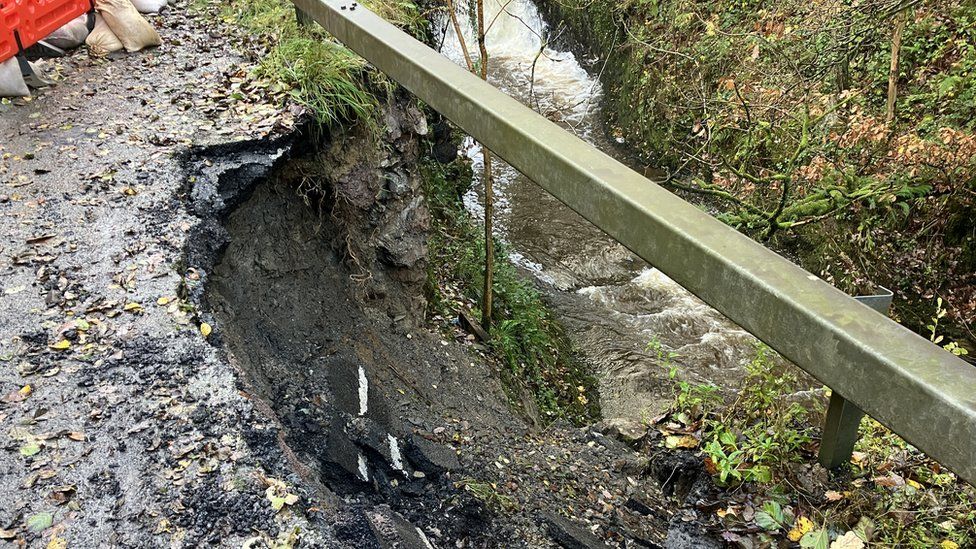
[548,0,976,350]
[656,340,975,548]
[422,158,599,425]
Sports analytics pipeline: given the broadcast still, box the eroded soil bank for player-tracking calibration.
[193,95,728,546]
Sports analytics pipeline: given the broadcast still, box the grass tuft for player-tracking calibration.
[217,0,423,127]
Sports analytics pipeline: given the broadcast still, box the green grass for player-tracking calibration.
[216,0,425,127]
[422,159,599,425]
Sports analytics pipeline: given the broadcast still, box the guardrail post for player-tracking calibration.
[295,6,314,27]
[818,288,894,470]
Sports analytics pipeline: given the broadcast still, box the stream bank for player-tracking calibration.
[536,0,976,354]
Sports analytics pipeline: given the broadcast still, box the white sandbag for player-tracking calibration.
[96,0,161,53]
[130,0,166,14]
[0,57,29,97]
[44,14,90,50]
[86,14,124,56]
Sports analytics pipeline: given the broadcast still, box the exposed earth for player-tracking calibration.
[0,2,724,547]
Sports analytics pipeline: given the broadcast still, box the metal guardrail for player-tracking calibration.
[291,0,976,484]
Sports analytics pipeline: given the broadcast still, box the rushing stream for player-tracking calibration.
[438,0,760,421]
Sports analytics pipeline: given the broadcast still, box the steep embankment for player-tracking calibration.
[539,0,976,353]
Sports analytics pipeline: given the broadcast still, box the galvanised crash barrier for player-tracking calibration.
[292,0,976,485]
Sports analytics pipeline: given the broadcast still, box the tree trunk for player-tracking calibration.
[476,0,494,333]
[886,10,908,127]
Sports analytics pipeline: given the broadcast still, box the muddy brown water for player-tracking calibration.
[439,0,761,422]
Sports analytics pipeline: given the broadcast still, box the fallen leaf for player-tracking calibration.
[264,478,299,512]
[123,302,144,313]
[800,528,830,549]
[26,512,53,533]
[26,234,57,245]
[67,431,85,441]
[789,516,814,542]
[47,536,67,549]
[824,490,844,502]
[873,474,905,488]
[2,385,31,403]
[49,340,70,351]
[703,456,719,476]
[664,434,699,449]
[48,485,76,505]
[941,541,960,549]
[830,531,865,549]
[200,323,212,338]
[20,443,41,457]
[0,528,16,539]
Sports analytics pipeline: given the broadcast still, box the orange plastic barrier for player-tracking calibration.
[0,0,92,63]
[0,0,21,63]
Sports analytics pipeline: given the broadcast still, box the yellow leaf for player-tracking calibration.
[157,296,172,306]
[123,302,143,313]
[664,434,699,449]
[788,516,814,542]
[47,535,67,549]
[18,385,32,397]
[49,340,71,350]
[941,541,959,549]
[906,479,922,490]
[200,323,213,337]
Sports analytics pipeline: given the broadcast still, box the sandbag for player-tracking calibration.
[44,14,91,50]
[86,14,125,56]
[96,0,161,53]
[130,0,167,14]
[0,57,29,98]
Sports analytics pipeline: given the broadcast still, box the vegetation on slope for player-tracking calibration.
[652,341,976,548]
[543,0,975,349]
[213,0,428,126]
[422,158,600,425]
